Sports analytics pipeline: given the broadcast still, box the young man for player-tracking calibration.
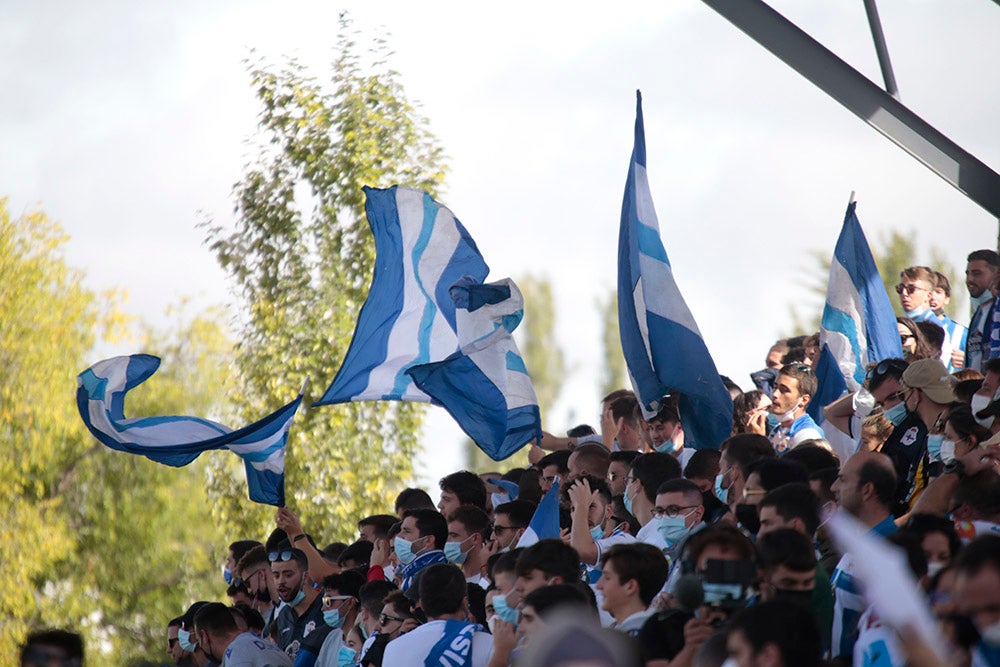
[445,504,491,587]
[596,543,670,636]
[438,470,488,515]
[512,539,582,603]
[767,363,824,453]
[313,570,364,667]
[965,249,1000,373]
[896,266,938,322]
[607,450,640,497]
[194,602,292,667]
[490,500,534,552]
[566,476,635,567]
[394,508,448,592]
[725,600,824,667]
[270,547,330,663]
[930,271,968,371]
[625,453,682,551]
[536,450,571,494]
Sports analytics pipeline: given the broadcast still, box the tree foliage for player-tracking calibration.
[204,15,446,541]
[1,200,229,667]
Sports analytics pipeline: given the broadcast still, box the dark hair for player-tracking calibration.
[494,499,535,528]
[685,524,756,568]
[897,316,938,362]
[358,514,399,540]
[728,601,823,667]
[322,570,365,598]
[515,539,582,583]
[322,542,349,563]
[778,363,817,398]
[490,548,523,579]
[916,320,945,358]
[466,582,488,626]
[655,477,703,503]
[338,540,374,568]
[236,545,268,575]
[563,474,612,506]
[720,434,776,479]
[181,601,210,630]
[395,487,435,513]
[600,543,671,606]
[537,450,572,474]
[232,603,265,634]
[193,601,238,635]
[747,458,808,492]
[447,505,491,540]
[684,448,721,481]
[566,424,597,438]
[888,529,929,579]
[402,509,448,549]
[780,444,839,475]
[865,357,908,393]
[383,589,417,619]
[571,443,612,478]
[954,470,1000,517]
[609,495,640,537]
[954,534,1000,578]
[808,467,838,504]
[359,580,398,617]
[609,394,641,431]
[858,460,898,509]
[419,564,468,617]
[631,452,682,503]
[758,483,821,536]
[649,400,680,425]
[968,249,1000,266]
[609,450,641,466]
[905,513,962,560]
[732,390,766,435]
[756,528,816,573]
[264,528,289,553]
[947,404,993,446]
[523,583,591,617]
[439,470,487,510]
[20,630,84,666]
[229,539,263,565]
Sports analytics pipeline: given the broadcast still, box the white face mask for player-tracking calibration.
[939,439,956,463]
[971,393,994,428]
[926,561,946,579]
[775,402,800,423]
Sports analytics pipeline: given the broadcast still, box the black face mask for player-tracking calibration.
[772,587,813,608]
[735,504,760,535]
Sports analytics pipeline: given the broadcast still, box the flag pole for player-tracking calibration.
[847,190,856,206]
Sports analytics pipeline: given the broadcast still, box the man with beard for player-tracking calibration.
[270,547,330,665]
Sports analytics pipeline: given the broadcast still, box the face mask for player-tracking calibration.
[289,588,306,607]
[774,403,799,423]
[177,628,196,653]
[926,561,946,579]
[884,400,909,427]
[444,536,474,565]
[938,439,956,464]
[337,646,358,667]
[487,615,498,634]
[656,514,692,546]
[721,659,739,667]
[623,487,635,515]
[382,565,396,582]
[590,524,605,541]
[927,434,944,461]
[973,291,994,310]
[983,620,1000,647]
[735,504,760,535]
[394,536,422,565]
[492,594,519,625]
[323,609,345,628]
[765,413,780,431]
[223,567,233,586]
[772,587,813,608]
[654,439,681,454]
[714,471,730,504]
[972,393,994,427]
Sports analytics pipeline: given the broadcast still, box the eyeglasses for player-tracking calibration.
[541,475,559,484]
[492,525,519,534]
[742,489,767,499]
[624,475,637,485]
[379,612,407,625]
[651,504,698,518]
[268,550,294,562]
[322,594,351,607]
[895,283,927,295]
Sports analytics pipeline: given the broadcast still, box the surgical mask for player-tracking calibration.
[926,561,947,579]
[337,646,357,667]
[927,434,944,461]
[444,536,474,565]
[939,439,956,464]
[590,524,605,541]
[715,471,731,504]
[623,487,636,515]
[383,565,395,582]
[972,291,994,310]
[289,588,306,607]
[323,609,345,628]
[487,615,498,634]
[884,400,909,427]
[654,439,681,454]
[972,393,994,427]
[765,413,780,431]
[223,567,233,586]
[774,403,799,424]
[177,628,196,653]
[394,536,421,565]
[656,514,691,545]
[983,620,1000,647]
[492,594,519,625]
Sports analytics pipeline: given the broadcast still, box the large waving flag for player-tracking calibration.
[516,478,561,548]
[77,354,303,506]
[617,91,733,450]
[820,201,904,392]
[407,277,542,461]
[314,186,490,405]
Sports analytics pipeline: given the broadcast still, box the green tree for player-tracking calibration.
[598,289,628,397]
[205,15,445,542]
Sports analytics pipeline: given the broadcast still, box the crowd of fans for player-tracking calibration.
[22,251,1000,667]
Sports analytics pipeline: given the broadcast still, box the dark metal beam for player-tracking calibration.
[862,0,899,98]
[701,0,1000,221]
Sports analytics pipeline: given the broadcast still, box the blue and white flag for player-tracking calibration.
[617,91,733,450]
[76,354,303,506]
[407,277,542,461]
[820,201,904,392]
[315,186,490,405]
[516,478,560,548]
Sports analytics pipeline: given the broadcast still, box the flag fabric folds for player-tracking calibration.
[617,91,733,450]
[314,186,490,406]
[516,479,561,548]
[76,354,302,506]
[820,201,904,392]
[407,276,542,461]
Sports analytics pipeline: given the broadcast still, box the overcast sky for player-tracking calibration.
[4,1,998,488]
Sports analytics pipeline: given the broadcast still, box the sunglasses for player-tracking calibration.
[268,550,294,563]
[790,363,812,374]
[379,612,407,625]
[895,283,927,295]
[322,594,351,607]
[866,359,907,383]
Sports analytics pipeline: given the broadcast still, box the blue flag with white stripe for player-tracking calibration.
[77,354,303,506]
[314,186,490,406]
[516,478,560,548]
[407,277,542,461]
[617,91,733,450]
[820,201,903,392]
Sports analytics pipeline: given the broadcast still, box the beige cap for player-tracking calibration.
[901,358,956,404]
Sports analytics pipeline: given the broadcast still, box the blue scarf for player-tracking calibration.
[424,620,478,667]
[400,549,448,592]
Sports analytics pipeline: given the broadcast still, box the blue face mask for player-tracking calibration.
[656,514,692,545]
[323,609,345,628]
[590,524,605,541]
[623,487,635,515]
[973,291,994,310]
[337,646,358,667]
[223,567,233,586]
[884,400,909,427]
[289,588,306,607]
[177,628,196,653]
[927,433,944,461]
[492,594,519,625]
[394,536,418,565]
[444,537,471,565]
[765,413,780,431]
[714,471,730,504]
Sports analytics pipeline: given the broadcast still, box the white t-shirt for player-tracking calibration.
[636,518,668,552]
[381,620,493,667]
[223,632,293,667]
